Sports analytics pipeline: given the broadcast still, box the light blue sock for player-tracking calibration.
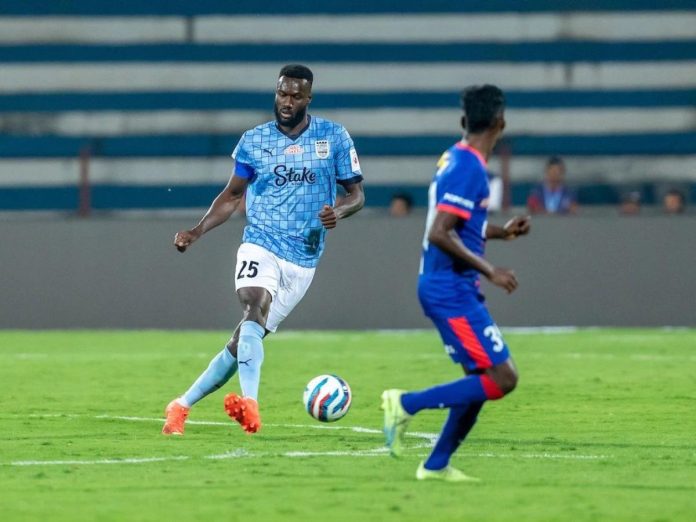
[237,321,266,401]
[179,348,238,407]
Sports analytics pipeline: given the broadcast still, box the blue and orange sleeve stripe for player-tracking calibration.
[436,203,471,220]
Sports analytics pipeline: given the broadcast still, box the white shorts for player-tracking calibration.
[234,243,316,333]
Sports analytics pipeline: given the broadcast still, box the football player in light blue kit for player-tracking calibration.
[163,64,365,436]
[382,85,531,481]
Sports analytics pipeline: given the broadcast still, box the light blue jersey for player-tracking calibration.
[232,115,363,268]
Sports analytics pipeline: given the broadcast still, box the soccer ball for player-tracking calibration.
[303,374,352,422]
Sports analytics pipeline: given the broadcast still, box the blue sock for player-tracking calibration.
[180,348,238,407]
[400,374,502,415]
[424,402,484,470]
[237,321,265,401]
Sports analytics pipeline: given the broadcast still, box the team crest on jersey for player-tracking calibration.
[314,140,330,159]
[284,144,304,155]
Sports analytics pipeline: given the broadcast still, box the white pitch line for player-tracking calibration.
[7,449,609,467]
[501,326,579,334]
[6,414,611,466]
[471,452,610,460]
[96,414,230,426]
[563,352,696,363]
[204,448,392,459]
[267,422,436,442]
[95,415,438,441]
[283,448,389,457]
[27,413,81,418]
[11,456,190,466]
[205,448,252,460]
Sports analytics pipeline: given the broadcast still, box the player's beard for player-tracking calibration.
[274,103,307,130]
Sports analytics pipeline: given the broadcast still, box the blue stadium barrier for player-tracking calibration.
[0,182,691,211]
[0,90,692,112]
[1,41,694,63]
[1,133,695,158]
[0,186,78,210]
[0,2,693,213]
[1,0,693,15]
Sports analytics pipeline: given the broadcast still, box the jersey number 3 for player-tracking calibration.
[237,260,259,279]
[484,325,505,352]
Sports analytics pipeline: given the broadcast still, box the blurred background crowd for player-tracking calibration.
[0,1,693,217]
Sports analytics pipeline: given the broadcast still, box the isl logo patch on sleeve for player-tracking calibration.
[349,148,361,173]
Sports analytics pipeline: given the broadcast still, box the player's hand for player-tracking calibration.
[173,229,200,253]
[488,267,518,294]
[502,216,531,240]
[319,204,338,229]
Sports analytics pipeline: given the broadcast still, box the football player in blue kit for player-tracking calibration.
[163,64,365,436]
[382,85,530,481]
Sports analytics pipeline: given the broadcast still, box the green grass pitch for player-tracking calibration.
[1,329,695,521]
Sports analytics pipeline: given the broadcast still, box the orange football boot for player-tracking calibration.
[224,393,261,434]
[161,399,190,435]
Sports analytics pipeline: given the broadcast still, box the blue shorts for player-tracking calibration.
[419,275,510,372]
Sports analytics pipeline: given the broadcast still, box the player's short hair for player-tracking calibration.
[546,156,565,169]
[279,64,314,84]
[460,85,505,133]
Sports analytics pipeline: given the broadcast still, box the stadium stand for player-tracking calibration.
[0,1,694,211]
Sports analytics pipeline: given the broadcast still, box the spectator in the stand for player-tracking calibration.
[618,191,641,216]
[663,189,686,215]
[526,156,578,215]
[389,192,413,217]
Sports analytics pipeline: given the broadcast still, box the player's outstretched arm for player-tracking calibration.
[486,215,531,240]
[429,211,518,294]
[319,181,365,229]
[174,172,248,252]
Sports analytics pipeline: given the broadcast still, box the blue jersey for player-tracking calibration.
[418,142,511,371]
[232,115,363,268]
[419,142,490,290]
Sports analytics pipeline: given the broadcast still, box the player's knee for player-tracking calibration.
[226,338,238,357]
[241,306,267,326]
[488,363,519,396]
[499,366,519,395]
[500,370,518,395]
